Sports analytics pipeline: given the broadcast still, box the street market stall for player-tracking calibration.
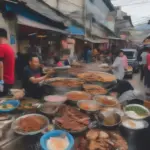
[0,63,150,150]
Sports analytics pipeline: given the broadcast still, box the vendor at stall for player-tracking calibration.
[22,55,50,99]
[0,29,15,97]
[110,50,125,80]
[112,80,144,103]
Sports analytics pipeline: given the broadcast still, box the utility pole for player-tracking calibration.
[56,0,59,10]
[83,0,86,38]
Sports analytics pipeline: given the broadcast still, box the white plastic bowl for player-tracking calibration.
[44,95,67,105]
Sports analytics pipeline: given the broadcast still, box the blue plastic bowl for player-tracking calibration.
[40,130,74,150]
[0,100,20,112]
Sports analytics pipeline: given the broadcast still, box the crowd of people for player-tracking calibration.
[0,27,149,103]
[139,47,150,97]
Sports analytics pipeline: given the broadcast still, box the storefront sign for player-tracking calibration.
[10,35,16,45]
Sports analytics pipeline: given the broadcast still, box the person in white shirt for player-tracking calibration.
[111,50,125,80]
[140,50,148,81]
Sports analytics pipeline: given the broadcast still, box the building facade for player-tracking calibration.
[43,0,115,38]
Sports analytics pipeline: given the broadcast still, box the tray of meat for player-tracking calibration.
[53,105,90,134]
[76,129,128,150]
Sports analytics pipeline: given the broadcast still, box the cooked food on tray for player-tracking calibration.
[16,115,47,133]
[122,119,148,130]
[68,68,85,76]
[47,135,69,150]
[77,129,128,150]
[77,72,116,82]
[0,103,14,110]
[77,100,100,112]
[126,66,133,72]
[66,91,91,101]
[83,84,107,95]
[124,104,149,119]
[49,78,84,88]
[94,95,118,107]
[55,105,90,132]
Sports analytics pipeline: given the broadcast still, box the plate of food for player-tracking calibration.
[124,104,150,120]
[94,95,118,107]
[54,105,90,134]
[65,91,92,105]
[122,119,149,130]
[83,84,107,95]
[0,100,20,112]
[76,129,128,150]
[40,130,74,150]
[77,100,101,113]
[18,99,39,111]
[11,114,49,135]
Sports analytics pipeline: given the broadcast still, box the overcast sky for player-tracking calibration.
[111,0,150,25]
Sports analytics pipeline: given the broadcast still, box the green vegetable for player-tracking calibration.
[126,106,148,116]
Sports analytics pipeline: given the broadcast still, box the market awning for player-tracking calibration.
[17,15,68,34]
[108,36,124,40]
[84,38,108,43]
[66,25,84,35]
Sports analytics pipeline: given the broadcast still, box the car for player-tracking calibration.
[121,49,139,73]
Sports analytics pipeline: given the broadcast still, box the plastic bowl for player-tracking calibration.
[40,130,74,150]
[0,100,20,112]
[94,95,118,107]
[44,95,67,105]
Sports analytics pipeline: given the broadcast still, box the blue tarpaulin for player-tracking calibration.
[66,25,84,35]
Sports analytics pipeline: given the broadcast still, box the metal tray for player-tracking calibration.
[11,114,49,135]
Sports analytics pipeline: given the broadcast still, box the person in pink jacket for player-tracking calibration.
[120,50,128,70]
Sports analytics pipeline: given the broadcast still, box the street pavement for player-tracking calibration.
[128,73,145,93]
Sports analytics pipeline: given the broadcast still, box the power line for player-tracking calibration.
[133,17,150,23]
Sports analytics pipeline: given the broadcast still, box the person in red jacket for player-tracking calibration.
[0,28,15,96]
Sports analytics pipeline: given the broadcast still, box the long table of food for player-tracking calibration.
[0,63,150,150]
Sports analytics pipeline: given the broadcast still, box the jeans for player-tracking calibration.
[140,65,145,81]
[0,84,13,97]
